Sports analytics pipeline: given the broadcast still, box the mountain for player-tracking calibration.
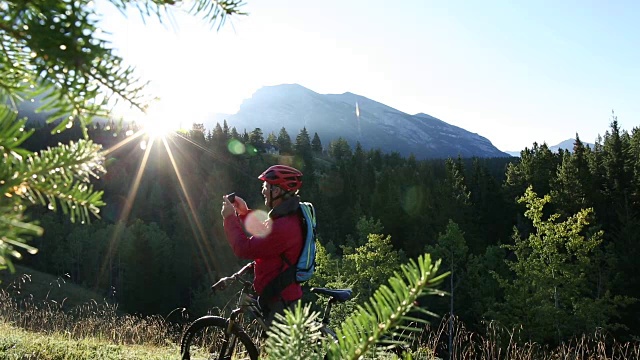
[205,84,510,159]
[549,138,594,153]
[507,138,595,157]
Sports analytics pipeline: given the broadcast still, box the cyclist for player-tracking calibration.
[221,165,304,326]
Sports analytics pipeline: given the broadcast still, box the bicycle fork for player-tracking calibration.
[218,309,243,360]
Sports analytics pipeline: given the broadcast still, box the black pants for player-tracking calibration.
[263,298,299,327]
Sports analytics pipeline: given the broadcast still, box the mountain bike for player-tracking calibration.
[180,261,353,360]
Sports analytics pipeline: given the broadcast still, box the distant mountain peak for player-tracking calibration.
[507,138,596,157]
[549,138,594,152]
[263,83,308,90]
[253,83,317,95]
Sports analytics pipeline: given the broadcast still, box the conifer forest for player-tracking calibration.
[18,117,640,346]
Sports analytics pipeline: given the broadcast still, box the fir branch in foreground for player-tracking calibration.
[265,304,325,360]
[0,203,42,272]
[18,139,106,223]
[328,254,449,359]
[264,254,449,359]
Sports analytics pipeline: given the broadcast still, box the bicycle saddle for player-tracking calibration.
[310,288,353,302]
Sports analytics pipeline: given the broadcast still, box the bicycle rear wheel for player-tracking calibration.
[180,316,259,360]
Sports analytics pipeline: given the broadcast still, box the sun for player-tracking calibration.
[139,101,183,139]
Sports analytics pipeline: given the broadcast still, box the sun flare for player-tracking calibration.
[139,101,184,139]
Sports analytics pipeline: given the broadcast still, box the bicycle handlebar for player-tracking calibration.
[211,262,255,293]
[237,261,255,276]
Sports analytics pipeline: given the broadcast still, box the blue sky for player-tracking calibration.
[97,0,639,151]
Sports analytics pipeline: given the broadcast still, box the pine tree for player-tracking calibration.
[249,127,265,147]
[494,186,629,344]
[601,116,633,205]
[599,117,640,332]
[266,132,277,146]
[212,122,224,140]
[295,127,315,188]
[631,127,640,202]
[211,122,227,152]
[425,220,468,357]
[230,127,240,140]
[551,135,593,218]
[277,127,293,154]
[222,119,230,139]
[504,142,559,199]
[328,137,352,162]
[311,132,323,153]
[438,157,471,227]
[343,233,402,301]
[295,126,312,155]
[189,123,206,144]
[467,157,511,253]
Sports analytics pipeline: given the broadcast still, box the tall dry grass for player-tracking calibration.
[415,315,640,360]
[1,274,639,359]
[0,286,185,347]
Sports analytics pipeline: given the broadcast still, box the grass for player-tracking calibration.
[0,288,182,347]
[0,265,108,310]
[0,268,185,357]
[414,315,640,360]
[1,266,639,359]
[0,321,178,360]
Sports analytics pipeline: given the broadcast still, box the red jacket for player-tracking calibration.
[223,198,303,302]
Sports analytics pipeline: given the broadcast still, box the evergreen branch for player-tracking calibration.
[188,0,247,30]
[326,254,449,359]
[1,131,106,223]
[0,106,34,156]
[0,204,43,272]
[2,1,150,133]
[18,140,105,222]
[108,0,248,30]
[265,254,448,359]
[265,304,325,360]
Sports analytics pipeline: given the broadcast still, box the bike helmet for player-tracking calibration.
[258,165,303,192]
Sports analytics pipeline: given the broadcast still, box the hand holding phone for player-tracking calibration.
[221,193,235,218]
[227,193,248,216]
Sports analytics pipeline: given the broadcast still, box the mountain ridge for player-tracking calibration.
[205,84,510,159]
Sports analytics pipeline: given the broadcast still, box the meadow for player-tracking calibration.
[1,267,638,359]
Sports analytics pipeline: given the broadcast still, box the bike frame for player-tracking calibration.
[212,262,266,356]
[204,261,347,358]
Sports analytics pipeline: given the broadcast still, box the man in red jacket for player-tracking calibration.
[221,165,304,325]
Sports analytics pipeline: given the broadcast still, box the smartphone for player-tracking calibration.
[227,192,236,203]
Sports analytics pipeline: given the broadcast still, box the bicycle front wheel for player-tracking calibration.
[180,315,259,360]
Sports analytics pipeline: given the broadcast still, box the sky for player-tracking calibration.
[96,0,639,152]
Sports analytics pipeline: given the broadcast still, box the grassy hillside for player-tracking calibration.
[0,321,178,360]
[0,265,109,310]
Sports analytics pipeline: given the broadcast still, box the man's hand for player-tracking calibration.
[221,196,236,218]
[232,196,249,216]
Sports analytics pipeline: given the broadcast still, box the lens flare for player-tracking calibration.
[245,210,271,237]
[228,139,245,155]
[401,186,425,216]
[138,101,182,139]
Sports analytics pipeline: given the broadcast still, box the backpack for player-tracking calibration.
[292,202,317,282]
[261,202,317,302]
